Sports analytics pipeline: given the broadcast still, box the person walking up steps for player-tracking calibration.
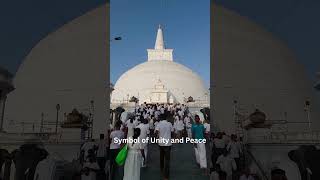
[155,112,174,180]
[192,115,208,175]
[136,118,150,167]
[123,128,146,180]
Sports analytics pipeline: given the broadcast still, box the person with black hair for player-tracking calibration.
[125,117,135,138]
[81,149,100,180]
[109,121,125,179]
[192,115,207,174]
[155,112,174,180]
[216,149,237,180]
[136,118,150,167]
[123,128,146,180]
[96,134,107,170]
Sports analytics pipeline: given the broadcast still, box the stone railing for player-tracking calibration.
[246,129,320,144]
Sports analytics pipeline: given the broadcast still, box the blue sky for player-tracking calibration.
[110,0,210,86]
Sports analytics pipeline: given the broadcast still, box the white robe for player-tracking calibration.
[123,138,143,180]
[195,143,207,168]
[33,155,58,180]
[216,155,237,180]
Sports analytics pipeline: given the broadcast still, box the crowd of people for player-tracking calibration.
[78,103,211,180]
[0,103,289,180]
[77,103,268,180]
[209,132,251,180]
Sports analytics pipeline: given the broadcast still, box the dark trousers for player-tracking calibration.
[97,157,106,169]
[159,146,171,178]
[109,149,120,180]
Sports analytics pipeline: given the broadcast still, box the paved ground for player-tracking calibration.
[141,143,209,180]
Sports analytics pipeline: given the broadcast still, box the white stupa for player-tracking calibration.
[111,25,209,105]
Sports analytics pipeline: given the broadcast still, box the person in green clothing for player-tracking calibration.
[192,115,208,175]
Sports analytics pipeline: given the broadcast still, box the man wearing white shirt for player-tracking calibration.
[184,115,192,138]
[109,122,125,180]
[176,119,184,138]
[154,110,161,120]
[216,150,237,180]
[178,109,184,118]
[96,134,107,170]
[203,121,210,137]
[227,134,242,169]
[136,119,150,167]
[155,113,174,180]
[160,106,165,114]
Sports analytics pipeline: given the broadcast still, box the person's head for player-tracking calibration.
[159,113,167,121]
[133,128,141,139]
[100,134,104,140]
[194,115,200,123]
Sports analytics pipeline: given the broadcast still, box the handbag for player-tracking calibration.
[115,144,128,166]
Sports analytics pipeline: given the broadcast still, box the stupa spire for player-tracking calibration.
[147,25,173,61]
[155,24,165,49]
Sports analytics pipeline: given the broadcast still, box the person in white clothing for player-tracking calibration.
[109,122,125,179]
[160,106,165,114]
[123,128,146,180]
[222,132,230,145]
[175,118,184,139]
[203,121,210,137]
[149,115,155,137]
[125,118,136,138]
[226,134,242,170]
[184,115,192,138]
[155,113,174,180]
[213,133,226,149]
[81,150,100,180]
[192,115,207,175]
[96,134,107,170]
[81,139,96,161]
[136,119,150,167]
[216,150,237,180]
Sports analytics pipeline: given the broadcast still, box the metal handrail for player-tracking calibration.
[244,147,269,180]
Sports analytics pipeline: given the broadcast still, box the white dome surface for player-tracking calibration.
[111,27,209,105]
[4,5,109,137]
[112,60,208,104]
[212,5,320,133]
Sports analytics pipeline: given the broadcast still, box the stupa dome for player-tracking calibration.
[111,26,209,105]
